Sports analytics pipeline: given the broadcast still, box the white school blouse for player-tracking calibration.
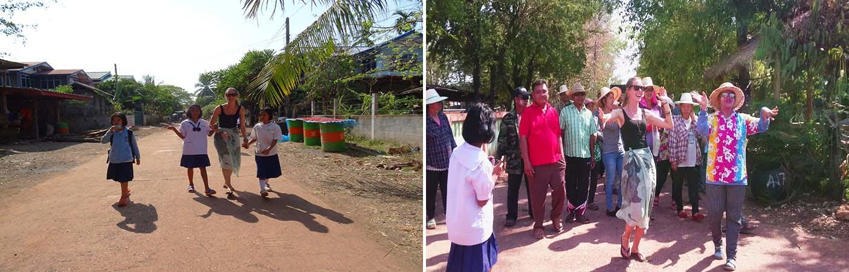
[179,119,211,155]
[250,122,282,157]
[446,143,496,246]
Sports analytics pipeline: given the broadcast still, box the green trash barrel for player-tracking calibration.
[286,119,304,142]
[320,122,346,152]
[303,121,321,146]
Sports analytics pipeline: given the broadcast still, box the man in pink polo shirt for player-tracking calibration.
[519,79,567,240]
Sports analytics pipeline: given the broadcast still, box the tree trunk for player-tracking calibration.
[805,86,813,121]
[774,55,781,101]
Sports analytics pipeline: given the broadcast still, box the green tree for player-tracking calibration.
[241,0,390,107]
[427,0,610,107]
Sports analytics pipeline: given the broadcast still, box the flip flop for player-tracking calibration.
[533,228,544,240]
[620,244,630,259]
[631,252,646,262]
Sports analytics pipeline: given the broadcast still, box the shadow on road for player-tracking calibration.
[112,202,158,234]
[192,190,354,233]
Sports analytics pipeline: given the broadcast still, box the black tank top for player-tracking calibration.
[218,104,240,128]
[621,109,648,150]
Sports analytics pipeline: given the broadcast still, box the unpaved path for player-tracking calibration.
[0,129,414,271]
[426,179,849,271]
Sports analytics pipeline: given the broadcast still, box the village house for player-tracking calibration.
[0,59,113,142]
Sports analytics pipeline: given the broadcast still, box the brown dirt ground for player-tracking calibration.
[0,127,422,270]
[276,140,423,265]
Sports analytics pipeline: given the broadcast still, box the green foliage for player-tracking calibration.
[242,0,389,106]
[427,0,611,107]
[54,84,73,94]
[96,77,192,117]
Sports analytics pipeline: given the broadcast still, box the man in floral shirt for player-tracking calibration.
[696,82,779,271]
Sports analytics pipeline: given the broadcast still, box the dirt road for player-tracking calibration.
[426,179,849,271]
[0,129,415,271]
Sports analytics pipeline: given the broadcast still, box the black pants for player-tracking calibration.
[426,170,448,220]
[588,159,604,204]
[506,173,533,220]
[565,156,591,215]
[655,159,672,198]
[672,166,701,213]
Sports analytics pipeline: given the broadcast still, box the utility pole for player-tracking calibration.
[280,17,290,117]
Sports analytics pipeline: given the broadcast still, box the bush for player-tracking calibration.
[746,99,845,202]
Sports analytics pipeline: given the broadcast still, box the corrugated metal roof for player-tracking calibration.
[87,71,111,80]
[0,86,92,101]
[35,69,83,75]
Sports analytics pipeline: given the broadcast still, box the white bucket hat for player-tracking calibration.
[557,84,569,95]
[675,92,699,105]
[425,89,448,104]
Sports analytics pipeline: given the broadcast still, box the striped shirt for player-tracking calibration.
[559,104,597,158]
[697,110,770,186]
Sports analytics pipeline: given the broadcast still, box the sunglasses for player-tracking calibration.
[630,86,646,91]
[573,92,587,96]
[721,92,736,99]
[226,93,237,97]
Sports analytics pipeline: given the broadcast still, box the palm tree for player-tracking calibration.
[241,0,388,107]
[194,72,217,97]
[392,10,420,34]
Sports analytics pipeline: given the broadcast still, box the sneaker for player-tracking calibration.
[187,185,195,193]
[504,219,517,227]
[740,224,756,235]
[678,210,689,219]
[426,219,436,230]
[713,246,724,260]
[564,212,575,223]
[723,259,736,271]
[265,183,273,192]
[260,190,269,198]
[692,213,705,222]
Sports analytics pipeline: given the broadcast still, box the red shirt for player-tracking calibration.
[519,103,562,166]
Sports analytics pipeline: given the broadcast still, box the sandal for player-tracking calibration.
[260,190,269,198]
[116,193,130,207]
[620,244,630,259]
[205,188,216,197]
[187,185,195,193]
[533,228,544,240]
[631,252,646,262]
[621,234,630,258]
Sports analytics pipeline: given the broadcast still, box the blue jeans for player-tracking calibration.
[602,152,624,211]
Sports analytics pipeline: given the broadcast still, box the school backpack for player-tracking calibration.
[107,129,136,163]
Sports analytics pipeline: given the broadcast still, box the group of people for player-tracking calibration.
[103,87,284,207]
[426,77,778,271]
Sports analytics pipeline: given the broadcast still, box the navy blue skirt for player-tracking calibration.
[106,162,134,182]
[446,234,498,272]
[180,154,211,168]
[255,154,281,179]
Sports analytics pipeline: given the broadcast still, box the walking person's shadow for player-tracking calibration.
[191,190,354,233]
[112,202,159,233]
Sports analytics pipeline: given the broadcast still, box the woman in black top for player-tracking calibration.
[599,77,673,262]
[209,87,248,198]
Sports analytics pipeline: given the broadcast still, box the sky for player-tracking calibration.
[609,4,640,84]
[1,0,420,93]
